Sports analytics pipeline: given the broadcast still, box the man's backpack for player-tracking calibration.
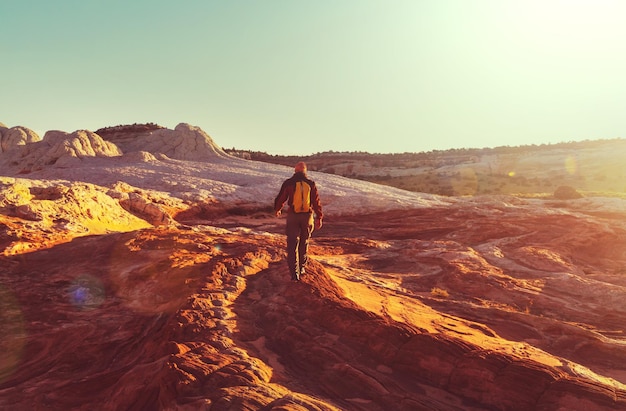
[293,181,312,213]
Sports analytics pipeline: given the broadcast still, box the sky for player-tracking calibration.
[2,0,626,155]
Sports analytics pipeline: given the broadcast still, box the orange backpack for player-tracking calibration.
[293,181,312,213]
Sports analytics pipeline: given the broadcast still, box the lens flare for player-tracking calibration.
[68,274,105,310]
[565,156,578,175]
[0,285,26,384]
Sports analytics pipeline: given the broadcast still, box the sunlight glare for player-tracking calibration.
[504,0,626,56]
[564,156,578,175]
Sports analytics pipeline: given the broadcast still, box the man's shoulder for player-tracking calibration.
[281,176,298,190]
[297,177,316,188]
[285,173,316,187]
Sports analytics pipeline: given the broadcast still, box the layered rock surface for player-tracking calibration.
[2,205,626,410]
[98,122,231,161]
[1,122,626,410]
[0,129,121,172]
[0,124,40,153]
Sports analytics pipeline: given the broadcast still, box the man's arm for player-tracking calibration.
[311,183,323,229]
[274,182,289,216]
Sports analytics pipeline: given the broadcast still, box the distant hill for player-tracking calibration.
[226,139,626,198]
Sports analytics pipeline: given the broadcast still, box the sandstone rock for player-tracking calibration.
[119,192,174,226]
[1,122,626,411]
[0,222,20,251]
[15,204,43,221]
[101,122,231,161]
[0,125,40,152]
[122,150,158,162]
[0,181,153,254]
[0,180,33,208]
[2,194,626,410]
[0,129,121,172]
[44,129,122,158]
[29,185,70,201]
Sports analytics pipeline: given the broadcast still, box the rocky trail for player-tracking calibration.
[3,203,626,410]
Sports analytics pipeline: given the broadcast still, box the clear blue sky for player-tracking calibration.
[2,0,625,154]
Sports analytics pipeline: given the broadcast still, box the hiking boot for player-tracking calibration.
[299,266,306,277]
[291,273,300,281]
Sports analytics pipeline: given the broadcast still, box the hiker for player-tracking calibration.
[274,162,323,281]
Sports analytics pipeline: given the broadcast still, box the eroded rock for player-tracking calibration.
[100,122,231,161]
[0,129,121,172]
[0,125,40,152]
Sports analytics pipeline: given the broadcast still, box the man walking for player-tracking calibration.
[274,162,323,281]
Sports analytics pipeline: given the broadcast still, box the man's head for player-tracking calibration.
[294,161,307,174]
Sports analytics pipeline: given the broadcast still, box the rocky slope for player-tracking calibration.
[1,122,626,410]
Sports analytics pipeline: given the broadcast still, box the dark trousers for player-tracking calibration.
[286,212,314,277]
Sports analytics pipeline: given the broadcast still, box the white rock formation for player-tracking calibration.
[0,124,41,152]
[0,129,121,171]
[105,123,231,161]
[0,121,453,222]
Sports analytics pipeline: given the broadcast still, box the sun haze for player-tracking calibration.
[2,0,625,154]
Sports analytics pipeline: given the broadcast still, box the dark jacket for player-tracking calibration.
[274,172,323,219]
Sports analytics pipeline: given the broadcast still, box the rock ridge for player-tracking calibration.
[0,129,121,172]
[99,122,232,161]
